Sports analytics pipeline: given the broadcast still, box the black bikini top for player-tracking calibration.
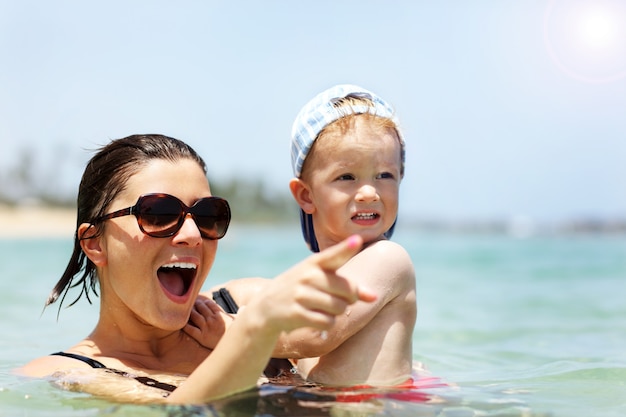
[49,288,294,395]
[213,288,296,378]
[50,351,177,394]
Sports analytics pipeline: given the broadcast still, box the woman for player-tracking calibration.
[18,134,375,404]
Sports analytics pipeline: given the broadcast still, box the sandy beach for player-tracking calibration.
[0,205,76,239]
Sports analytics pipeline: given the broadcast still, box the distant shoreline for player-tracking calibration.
[1,204,624,239]
[0,205,75,238]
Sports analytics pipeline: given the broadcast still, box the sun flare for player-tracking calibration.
[544,0,626,83]
[576,7,618,49]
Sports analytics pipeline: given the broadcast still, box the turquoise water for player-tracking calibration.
[1,224,625,416]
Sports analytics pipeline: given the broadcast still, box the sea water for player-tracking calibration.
[0,224,625,416]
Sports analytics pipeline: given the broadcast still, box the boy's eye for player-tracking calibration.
[337,174,355,181]
[377,172,395,180]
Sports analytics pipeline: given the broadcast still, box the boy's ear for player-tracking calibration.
[78,223,107,267]
[289,178,316,214]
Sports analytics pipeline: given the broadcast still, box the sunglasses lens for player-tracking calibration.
[192,198,231,239]
[133,194,230,239]
[137,195,183,237]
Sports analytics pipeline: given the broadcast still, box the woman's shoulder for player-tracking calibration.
[17,353,183,403]
[16,350,96,378]
[204,277,272,307]
[18,342,126,377]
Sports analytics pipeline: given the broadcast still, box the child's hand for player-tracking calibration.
[184,297,234,349]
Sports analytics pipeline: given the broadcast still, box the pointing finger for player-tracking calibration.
[312,235,377,304]
[315,235,363,271]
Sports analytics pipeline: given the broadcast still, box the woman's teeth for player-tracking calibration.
[161,262,196,269]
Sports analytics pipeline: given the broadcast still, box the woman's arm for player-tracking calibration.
[203,240,415,360]
[272,240,416,358]
[166,235,376,404]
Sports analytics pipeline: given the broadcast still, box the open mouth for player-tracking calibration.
[157,262,197,298]
[352,212,380,221]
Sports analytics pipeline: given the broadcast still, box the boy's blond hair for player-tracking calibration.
[290,84,405,252]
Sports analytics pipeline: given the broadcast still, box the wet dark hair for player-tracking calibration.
[46,134,207,312]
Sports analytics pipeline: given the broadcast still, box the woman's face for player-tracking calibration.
[93,158,218,331]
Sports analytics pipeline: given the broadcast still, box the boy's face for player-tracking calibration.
[302,115,402,249]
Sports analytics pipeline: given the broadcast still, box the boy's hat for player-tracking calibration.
[291,84,404,178]
[290,84,404,252]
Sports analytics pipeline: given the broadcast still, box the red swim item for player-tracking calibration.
[330,375,449,403]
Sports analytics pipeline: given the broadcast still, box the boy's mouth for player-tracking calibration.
[157,262,197,298]
[352,212,379,221]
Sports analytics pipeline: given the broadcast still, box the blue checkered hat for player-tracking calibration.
[290,84,405,252]
[291,84,404,178]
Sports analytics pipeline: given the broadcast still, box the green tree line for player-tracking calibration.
[0,147,297,224]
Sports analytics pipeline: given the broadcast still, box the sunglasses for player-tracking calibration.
[93,193,231,240]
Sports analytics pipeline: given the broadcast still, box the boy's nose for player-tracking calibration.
[356,184,379,202]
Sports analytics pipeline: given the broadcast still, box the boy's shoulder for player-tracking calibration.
[357,239,413,268]
[348,239,415,292]
[362,238,409,256]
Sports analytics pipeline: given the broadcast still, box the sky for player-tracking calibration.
[1,0,625,225]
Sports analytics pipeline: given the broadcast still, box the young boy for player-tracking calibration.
[189,85,417,387]
[284,84,416,386]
